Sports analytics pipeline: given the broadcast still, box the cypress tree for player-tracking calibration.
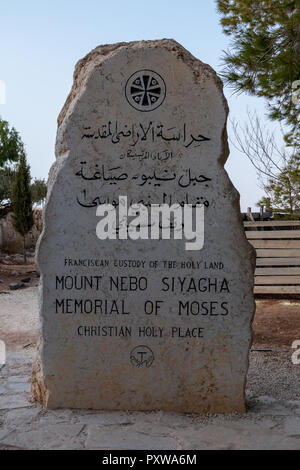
[10,150,34,263]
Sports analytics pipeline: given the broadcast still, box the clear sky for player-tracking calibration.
[0,0,274,211]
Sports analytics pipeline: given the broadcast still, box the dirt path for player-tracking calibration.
[253,299,300,349]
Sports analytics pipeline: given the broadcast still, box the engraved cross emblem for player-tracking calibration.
[125,70,166,112]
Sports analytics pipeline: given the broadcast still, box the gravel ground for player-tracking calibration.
[247,351,299,401]
[0,286,39,350]
[0,286,299,450]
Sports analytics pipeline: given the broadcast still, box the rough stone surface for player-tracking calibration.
[32,39,255,412]
[0,210,42,253]
[9,282,25,291]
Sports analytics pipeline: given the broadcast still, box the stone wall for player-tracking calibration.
[0,209,43,253]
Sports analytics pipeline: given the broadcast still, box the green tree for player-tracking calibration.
[231,110,300,218]
[0,169,47,217]
[217,0,300,138]
[10,151,34,262]
[0,118,28,218]
[0,118,24,167]
[0,165,15,216]
[30,178,47,206]
[257,154,300,218]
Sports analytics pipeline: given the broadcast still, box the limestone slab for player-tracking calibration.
[32,39,255,412]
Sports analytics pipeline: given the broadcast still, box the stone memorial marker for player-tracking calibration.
[32,39,256,413]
